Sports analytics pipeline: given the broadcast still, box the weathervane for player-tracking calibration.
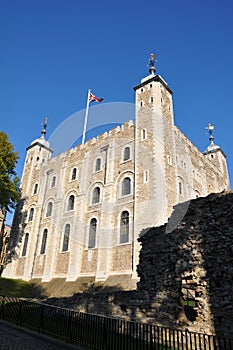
[41,117,48,137]
[206,123,215,144]
[148,53,156,75]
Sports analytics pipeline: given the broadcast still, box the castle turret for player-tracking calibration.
[203,123,229,192]
[21,118,53,196]
[132,54,177,277]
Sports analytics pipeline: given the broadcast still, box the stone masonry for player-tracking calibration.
[137,191,233,338]
[43,191,233,340]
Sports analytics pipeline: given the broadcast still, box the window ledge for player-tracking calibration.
[117,242,131,247]
[121,158,132,164]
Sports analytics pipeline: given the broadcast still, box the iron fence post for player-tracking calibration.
[18,301,22,326]
[103,318,108,349]
[150,324,154,350]
[0,297,5,319]
[38,304,44,334]
[66,311,72,344]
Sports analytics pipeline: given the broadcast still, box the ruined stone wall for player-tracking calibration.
[137,191,233,338]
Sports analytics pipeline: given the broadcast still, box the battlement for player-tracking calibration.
[48,119,135,161]
[174,125,226,166]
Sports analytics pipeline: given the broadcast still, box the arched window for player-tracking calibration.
[40,229,48,254]
[62,224,70,252]
[122,177,131,196]
[46,202,53,217]
[88,218,97,248]
[71,167,77,181]
[95,158,101,172]
[22,233,29,257]
[120,211,129,243]
[28,208,34,222]
[51,176,56,188]
[123,147,130,161]
[33,183,38,195]
[67,195,75,211]
[92,187,100,204]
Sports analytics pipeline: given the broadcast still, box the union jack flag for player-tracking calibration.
[89,91,104,103]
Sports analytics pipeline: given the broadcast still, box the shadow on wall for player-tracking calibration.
[43,282,140,320]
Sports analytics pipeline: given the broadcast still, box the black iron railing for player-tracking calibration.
[0,296,232,350]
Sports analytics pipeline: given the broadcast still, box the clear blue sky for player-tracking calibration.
[1,0,233,224]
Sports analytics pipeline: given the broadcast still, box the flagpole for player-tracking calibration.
[82,89,91,144]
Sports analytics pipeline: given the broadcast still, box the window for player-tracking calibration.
[141,129,147,140]
[144,170,149,183]
[95,158,101,172]
[122,177,131,196]
[71,168,77,181]
[92,187,100,204]
[179,181,182,195]
[88,218,97,248]
[46,202,53,217]
[62,224,70,252]
[151,96,153,103]
[33,183,38,195]
[51,176,56,188]
[40,229,48,254]
[67,195,75,211]
[28,208,34,222]
[167,155,172,166]
[120,211,129,243]
[22,233,29,257]
[123,147,130,161]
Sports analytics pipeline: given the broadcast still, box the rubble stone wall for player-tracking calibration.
[137,191,233,338]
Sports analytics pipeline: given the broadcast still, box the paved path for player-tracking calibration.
[0,321,86,350]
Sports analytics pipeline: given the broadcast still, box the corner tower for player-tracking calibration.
[203,124,229,192]
[132,55,178,276]
[21,119,53,196]
[2,119,53,280]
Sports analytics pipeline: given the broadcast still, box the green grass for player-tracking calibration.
[0,277,41,298]
[182,299,197,307]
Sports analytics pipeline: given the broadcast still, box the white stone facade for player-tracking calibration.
[3,71,230,283]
